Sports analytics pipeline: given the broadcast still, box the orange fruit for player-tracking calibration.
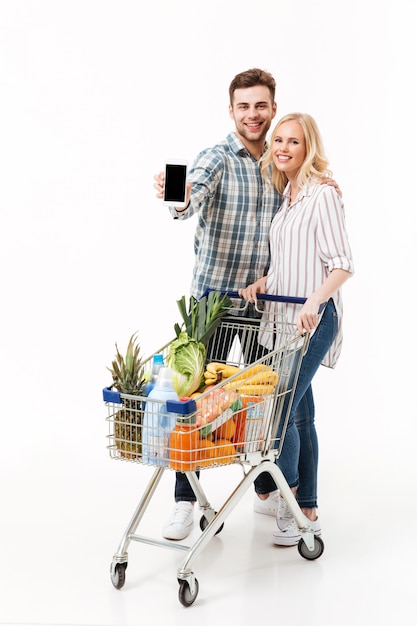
[211,439,237,465]
[212,417,236,442]
[196,438,216,468]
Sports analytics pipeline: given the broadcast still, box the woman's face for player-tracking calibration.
[272,120,306,178]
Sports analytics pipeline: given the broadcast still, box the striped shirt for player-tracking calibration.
[261,182,354,368]
[170,132,281,299]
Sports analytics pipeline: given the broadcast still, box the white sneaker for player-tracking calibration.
[253,489,280,516]
[162,501,194,540]
[272,497,321,546]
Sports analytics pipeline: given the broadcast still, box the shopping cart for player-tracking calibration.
[103,293,325,607]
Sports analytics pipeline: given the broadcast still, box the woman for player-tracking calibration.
[239,113,354,546]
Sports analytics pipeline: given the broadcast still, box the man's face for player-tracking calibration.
[229,85,277,145]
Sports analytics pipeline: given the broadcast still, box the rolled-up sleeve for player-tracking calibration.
[317,188,354,275]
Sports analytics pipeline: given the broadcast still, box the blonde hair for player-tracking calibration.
[261,112,332,194]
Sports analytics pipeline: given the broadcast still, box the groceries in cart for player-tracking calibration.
[105,353,280,468]
[104,291,284,468]
[105,364,279,468]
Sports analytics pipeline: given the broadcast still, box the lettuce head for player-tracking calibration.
[167,331,206,397]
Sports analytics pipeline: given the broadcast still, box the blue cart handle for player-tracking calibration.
[202,289,327,314]
[222,290,308,305]
[202,289,326,311]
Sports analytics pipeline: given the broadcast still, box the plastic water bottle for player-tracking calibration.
[142,367,178,466]
[145,354,164,397]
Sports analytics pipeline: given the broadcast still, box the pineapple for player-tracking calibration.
[107,332,146,459]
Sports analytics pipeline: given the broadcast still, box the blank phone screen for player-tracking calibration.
[164,164,187,202]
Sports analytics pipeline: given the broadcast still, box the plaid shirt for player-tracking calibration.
[170,132,281,299]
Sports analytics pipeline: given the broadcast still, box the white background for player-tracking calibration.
[0,1,415,624]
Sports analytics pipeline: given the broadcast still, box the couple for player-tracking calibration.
[153,67,354,546]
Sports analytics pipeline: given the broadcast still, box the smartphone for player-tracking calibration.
[163,159,188,206]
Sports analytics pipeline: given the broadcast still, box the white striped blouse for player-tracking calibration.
[260,181,354,368]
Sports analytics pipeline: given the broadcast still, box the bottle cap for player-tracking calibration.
[153,354,164,365]
[156,367,174,387]
[176,413,197,425]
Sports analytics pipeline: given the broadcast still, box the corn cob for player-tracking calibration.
[231,363,271,382]
[225,369,279,389]
[229,383,276,396]
[204,362,278,390]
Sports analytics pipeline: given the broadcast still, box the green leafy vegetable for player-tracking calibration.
[174,291,232,346]
[168,291,232,397]
[167,331,206,397]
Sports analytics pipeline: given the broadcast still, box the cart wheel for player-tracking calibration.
[200,513,224,535]
[111,562,127,589]
[298,535,324,560]
[178,577,199,607]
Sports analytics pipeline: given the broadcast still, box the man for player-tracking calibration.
[154,68,282,540]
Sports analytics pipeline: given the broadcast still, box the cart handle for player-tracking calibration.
[220,290,308,305]
[202,289,326,311]
[103,386,121,403]
[102,386,198,415]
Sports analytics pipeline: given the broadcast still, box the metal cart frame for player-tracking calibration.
[103,294,325,606]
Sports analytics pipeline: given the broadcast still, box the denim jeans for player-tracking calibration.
[254,299,338,509]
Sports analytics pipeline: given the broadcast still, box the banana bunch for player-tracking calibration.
[204,362,279,396]
[203,362,241,386]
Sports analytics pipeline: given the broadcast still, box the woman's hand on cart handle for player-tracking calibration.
[297,294,324,335]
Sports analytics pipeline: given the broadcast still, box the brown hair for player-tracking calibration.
[229,68,276,106]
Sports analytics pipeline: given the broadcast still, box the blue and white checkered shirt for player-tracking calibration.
[170,132,282,299]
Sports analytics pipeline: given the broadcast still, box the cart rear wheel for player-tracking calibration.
[178,577,199,606]
[111,562,127,589]
[298,535,324,560]
[200,513,224,535]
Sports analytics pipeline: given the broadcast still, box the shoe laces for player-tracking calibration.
[280,517,299,534]
[169,502,193,525]
[277,498,294,530]
[269,490,280,504]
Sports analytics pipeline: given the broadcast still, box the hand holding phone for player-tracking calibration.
[163,159,188,207]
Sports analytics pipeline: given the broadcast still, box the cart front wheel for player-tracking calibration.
[200,513,224,535]
[178,577,199,607]
[298,535,324,560]
[111,562,127,589]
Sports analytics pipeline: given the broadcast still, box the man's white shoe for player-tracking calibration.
[162,501,194,540]
[253,489,280,516]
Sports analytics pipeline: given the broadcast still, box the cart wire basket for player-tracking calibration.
[103,293,325,606]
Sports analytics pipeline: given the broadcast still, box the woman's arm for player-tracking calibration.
[297,268,352,334]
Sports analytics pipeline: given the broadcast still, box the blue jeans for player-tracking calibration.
[254,299,338,508]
